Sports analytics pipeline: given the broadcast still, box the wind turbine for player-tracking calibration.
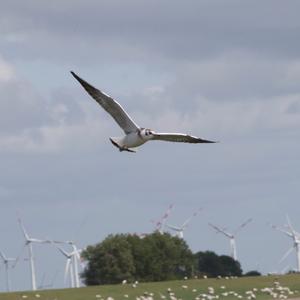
[166,208,201,239]
[151,204,174,234]
[54,244,75,288]
[51,218,87,288]
[271,215,300,272]
[209,218,252,261]
[17,218,50,291]
[0,250,16,292]
[57,241,84,288]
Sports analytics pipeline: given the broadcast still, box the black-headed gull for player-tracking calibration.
[71,72,216,152]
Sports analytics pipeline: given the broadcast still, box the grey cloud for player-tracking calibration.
[0,76,87,136]
[1,1,300,64]
[0,79,49,134]
[2,0,299,116]
[165,55,300,106]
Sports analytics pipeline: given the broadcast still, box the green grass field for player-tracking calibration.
[1,274,299,300]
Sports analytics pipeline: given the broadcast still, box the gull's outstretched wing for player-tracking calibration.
[71,71,140,134]
[152,132,216,143]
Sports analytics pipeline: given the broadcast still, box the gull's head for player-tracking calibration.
[140,128,155,140]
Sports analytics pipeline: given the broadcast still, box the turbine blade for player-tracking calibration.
[31,238,50,244]
[74,249,82,261]
[64,259,71,284]
[7,258,16,262]
[78,248,86,268]
[160,204,174,229]
[182,208,201,229]
[279,246,294,264]
[152,204,174,232]
[235,218,253,235]
[51,240,69,244]
[166,224,181,231]
[286,214,295,234]
[164,204,174,219]
[270,223,293,238]
[181,216,193,229]
[209,223,232,238]
[72,249,84,269]
[0,250,6,261]
[18,218,30,241]
[155,221,162,231]
[12,243,27,268]
[54,244,70,258]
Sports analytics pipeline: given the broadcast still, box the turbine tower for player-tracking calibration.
[69,242,81,288]
[209,218,252,261]
[167,208,201,239]
[17,218,50,291]
[271,215,300,272]
[0,250,16,292]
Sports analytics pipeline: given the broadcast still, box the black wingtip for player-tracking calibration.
[200,139,219,143]
[70,71,80,81]
[70,71,94,90]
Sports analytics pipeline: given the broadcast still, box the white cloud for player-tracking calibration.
[0,57,111,154]
[0,118,111,154]
[132,92,300,141]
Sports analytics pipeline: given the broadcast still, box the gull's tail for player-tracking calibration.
[109,138,136,153]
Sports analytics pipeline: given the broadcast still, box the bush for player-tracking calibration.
[194,251,242,277]
[81,232,194,285]
[244,270,261,276]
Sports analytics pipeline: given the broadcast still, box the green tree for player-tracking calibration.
[82,232,194,285]
[82,234,135,285]
[140,232,194,281]
[194,251,242,277]
[219,255,242,276]
[195,251,222,277]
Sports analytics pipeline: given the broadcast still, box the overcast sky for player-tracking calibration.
[1,0,300,292]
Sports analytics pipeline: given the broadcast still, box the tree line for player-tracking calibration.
[81,232,258,285]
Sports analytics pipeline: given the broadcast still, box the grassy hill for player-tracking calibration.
[1,274,299,300]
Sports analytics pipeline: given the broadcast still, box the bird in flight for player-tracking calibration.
[71,71,216,153]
